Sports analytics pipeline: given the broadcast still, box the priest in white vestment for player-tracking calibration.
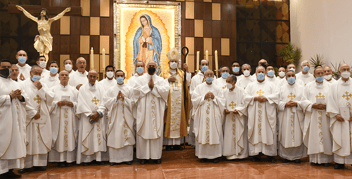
[16,50,31,81]
[214,66,230,89]
[222,75,248,160]
[48,71,79,167]
[76,70,108,165]
[296,61,315,86]
[237,64,254,89]
[11,64,19,82]
[98,65,116,93]
[69,57,88,90]
[324,66,336,83]
[98,70,135,165]
[0,60,38,178]
[327,64,352,169]
[192,70,225,163]
[41,61,59,87]
[277,64,304,87]
[238,66,279,162]
[19,66,54,172]
[63,59,76,77]
[301,67,333,166]
[277,67,286,81]
[36,56,50,80]
[134,61,169,164]
[277,70,307,163]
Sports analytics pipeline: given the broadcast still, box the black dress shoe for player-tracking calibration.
[58,162,66,167]
[268,157,276,163]
[109,162,115,166]
[200,159,207,163]
[2,170,22,179]
[212,159,219,163]
[17,168,29,174]
[310,162,317,166]
[35,166,47,171]
[165,146,172,151]
[140,159,146,164]
[294,159,301,163]
[282,159,289,163]
[324,163,329,167]
[334,164,345,169]
[173,145,182,151]
[66,162,73,167]
[251,156,261,162]
[154,159,161,164]
[126,161,132,165]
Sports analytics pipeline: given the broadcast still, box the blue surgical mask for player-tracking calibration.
[257,73,265,81]
[136,67,144,74]
[201,66,208,73]
[303,66,309,73]
[316,76,324,83]
[116,77,124,84]
[268,70,275,77]
[232,67,239,73]
[222,72,229,79]
[287,77,295,85]
[50,67,58,74]
[32,75,41,82]
[18,56,27,64]
[205,77,214,83]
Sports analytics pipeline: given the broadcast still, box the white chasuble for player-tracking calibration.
[134,74,169,159]
[222,87,248,159]
[327,79,352,164]
[237,76,255,89]
[192,83,225,159]
[41,74,59,87]
[69,71,88,88]
[98,78,116,95]
[214,77,227,90]
[76,83,107,164]
[301,81,333,163]
[238,80,279,156]
[277,83,307,160]
[48,84,78,163]
[296,72,315,86]
[16,63,31,81]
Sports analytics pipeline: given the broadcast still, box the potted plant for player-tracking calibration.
[309,54,325,67]
[278,42,302,66]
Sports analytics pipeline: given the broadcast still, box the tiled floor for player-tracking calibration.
[19,147,352,179]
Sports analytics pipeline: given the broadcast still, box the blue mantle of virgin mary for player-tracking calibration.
[133,14,162,74]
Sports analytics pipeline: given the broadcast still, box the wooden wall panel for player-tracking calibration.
[204,3,212,20]
[52,34,61,54]
[221,20,231,38]
[212,21,221,38]
[70,35,80,54]
[80,17,90,35]
[203,20,212,38]
[183,20,194,37]
[90,35,100,54]
[100,18,112,35]
[60,36,71,54]
[90,0,100,17]
[70,16,81,35]
[194,2,204,20]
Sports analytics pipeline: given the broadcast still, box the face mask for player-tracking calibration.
[148,67,156,75]
[232,67,239,73]
[279,71,285,77]
[205,77,214,83]
[302,66,309,73]
[18,56,27,64]
[170,62,178,69]
[260,62,267,67]
[226,83,233,89]
[267,70,275,77]
[341,71,351,79]
[289,68,296,72]
[106,71,114,78]
[32,75,41,82]
[257,73,265,81]
[116,77,124,84]
[324,74,332,80]
[316,76,324,83]
[50,67,58,74]
[0,68,11,78]
[243,70,250,77]
[201,66,208,73]
[39,61,46,69]
[287,77,295,85]
[65,64,72,71]
[136,67,144,75]
[222,72,229,79]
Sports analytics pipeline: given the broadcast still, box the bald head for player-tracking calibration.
[147,60,156,67]
[59,70,70,86]
[87,69,98,85]
[205,69,214,77]
[340,64,350,72]
[76,57,87,73]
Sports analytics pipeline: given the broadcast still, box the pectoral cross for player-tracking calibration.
[229,101,236,110]
[315,92,325,99]
[256,89,264,96]
[287,92,296,100]
[91,97,99,105]
[342,91,352,101]
[33,95,40,104]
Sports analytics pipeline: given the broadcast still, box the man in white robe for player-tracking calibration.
[19,66,54,173]
[277,67,286,81]
[192,70,225,163]
[10,64,20,82]
[63,59,75,77]
[277,64,304,87]
[76,70,108,165]
[238,66,279,162]
[323,66,336,83]
[98,65,116,93]
[16,50,31,81]
[277,70,307,163]
[98,70,135,165]
[214,66,230,89]
[237,64,254,89]
[0,60,38,178]
[134,61,169,164]
[69,57,88,90]
[296,60,315,86]
[223,75,248,160]
[327,64,352,169]
[250,59,268,80]
[301,67,333,166]
[127,61,145,88]
[266,66,280,86]
[231,61,243,81]
[36,56,50,80]
[41,61,59,87]
[48,71,79,167]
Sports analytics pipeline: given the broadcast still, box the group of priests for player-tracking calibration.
[1,48,352,179]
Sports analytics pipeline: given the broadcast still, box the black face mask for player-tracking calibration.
[260,62,267,68]
[148,67,156,75]
[0,68,11,78]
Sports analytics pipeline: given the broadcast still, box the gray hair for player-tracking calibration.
[30,65,41,72]
[228,74,237,82]
[204,69,214,76]
[255,66,265,72]
[76,57,86,64]
[146,60,157,66]
[301,60,309,66]
[242,64,251,69]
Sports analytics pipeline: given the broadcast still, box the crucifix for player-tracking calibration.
[92,97,100,105]
[287,92,296,100]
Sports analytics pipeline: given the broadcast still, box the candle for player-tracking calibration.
[215,50,218,78]
[205,50,208,61]
[114,49,119,70]
[90,47,94,70]
[102,48,106,73]
[196,51,200,72]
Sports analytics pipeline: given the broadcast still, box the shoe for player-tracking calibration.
[17,169,28,174]
[173,145,182,151]
[82,163,89,166]
[282,159,289,163]
[35,166,47,171]
[140,159,146,164]
[155,159,161,164]
[66,163,73,167]
[58,162,66,167]
[1,170,22,179]
[251,156,261,162]
[109,162,115,166]
[200,159,207,163]
[126,161,132,165]
[334,164,345,169]
[268,157,276,163]
[212,159,219,163]
[165,146,172,151]
[294,159,301,163]
[324,163,329,167]
[310,162,317,166]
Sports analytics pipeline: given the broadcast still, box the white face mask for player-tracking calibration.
[324,74,332,80]
[289,68,296,72]
[65,64,72,71]
[106,71,114,78]
[279,71,285,77]
[341,71,351,79]
[170,62,178,69]
[39,61,46,69]
[243,70,250,77]
[226,83,233,89]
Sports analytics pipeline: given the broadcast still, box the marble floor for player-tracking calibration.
[19,147,352,179]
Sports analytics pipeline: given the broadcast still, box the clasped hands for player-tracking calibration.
[204,92,215,100]
[224,109,239,116]
[148,77,154,89]
[10,89,23,100]
[58,101,74,107]
[89,112,100,123]
[285,100,298,108]
[116,91,125,101]
[312,103,326,110]
[335,114,352,122]
[254,96,267,103]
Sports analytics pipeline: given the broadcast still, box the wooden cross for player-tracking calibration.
[315,92,325,99]
[33,95,40,104]
[229,101,236,110]
[342,91,352,101]
[256,89,264,96]
[287,92,296,100]
[92,97,100,105]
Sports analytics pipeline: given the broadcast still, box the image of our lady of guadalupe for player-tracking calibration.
[133,14,162,74]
